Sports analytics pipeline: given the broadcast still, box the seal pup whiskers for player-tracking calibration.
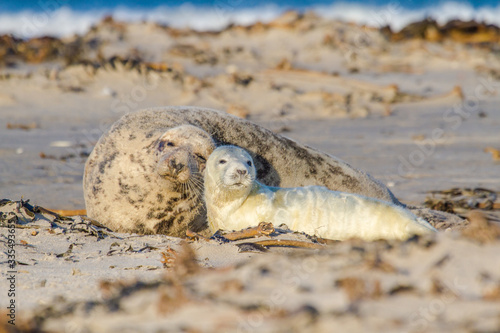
[204,146,437,241]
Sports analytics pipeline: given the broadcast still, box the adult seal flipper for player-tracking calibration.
[83,106,464,236]
[407,206,466,231]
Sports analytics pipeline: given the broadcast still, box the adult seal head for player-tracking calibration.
[204,146,437,241]
[84,124,215,237]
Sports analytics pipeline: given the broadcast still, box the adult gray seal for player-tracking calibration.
[204,146,436,241]
[83,106,461,236]
[84,124,215,236]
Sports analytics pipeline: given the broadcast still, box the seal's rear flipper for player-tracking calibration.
[408,206,467,231]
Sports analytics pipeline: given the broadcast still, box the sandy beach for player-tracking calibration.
[1,12,500,332]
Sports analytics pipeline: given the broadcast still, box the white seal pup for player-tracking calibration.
[84,124,215,236]
[204,146,437,241]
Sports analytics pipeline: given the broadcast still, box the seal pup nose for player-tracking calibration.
[236,169,247,175]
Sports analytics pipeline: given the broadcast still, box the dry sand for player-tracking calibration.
[1,13,500,332]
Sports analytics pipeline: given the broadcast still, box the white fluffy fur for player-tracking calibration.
[205,146,437,241]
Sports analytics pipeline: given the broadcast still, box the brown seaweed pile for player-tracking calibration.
[382,18,500,45]
[424,187,500,217]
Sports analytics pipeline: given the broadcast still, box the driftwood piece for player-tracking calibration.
[246,239,325,249]
[222,222,275,241]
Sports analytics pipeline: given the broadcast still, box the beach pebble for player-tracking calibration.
[225,64,238,74]
[101,86,117,97]
[50,141,73,148]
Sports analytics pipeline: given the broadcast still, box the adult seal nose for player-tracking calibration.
[171,160,185,173]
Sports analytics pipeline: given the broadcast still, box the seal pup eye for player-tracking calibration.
[247,161,252,166]
[166,142,175,147]
[219,159,227,164]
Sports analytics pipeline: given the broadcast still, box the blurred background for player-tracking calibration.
[1,0,500,38]
[1,0,499,216]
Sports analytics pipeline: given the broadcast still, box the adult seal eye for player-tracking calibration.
[167,142,174,147]
[247,161,252,166]
[219,159,227,164]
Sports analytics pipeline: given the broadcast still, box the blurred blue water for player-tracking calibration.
[0,0,497,11]
[1,0,499,38]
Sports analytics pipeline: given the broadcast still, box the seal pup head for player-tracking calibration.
[205,146,256,198]
[155,125,215,193]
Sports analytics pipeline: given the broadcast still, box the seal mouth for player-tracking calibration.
[162,173,192,185]
[162,174,182,182]
[224,183,243,189]
[224,180,252,190]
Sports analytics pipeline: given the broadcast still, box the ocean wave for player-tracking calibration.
[315,1,500,31]
[1,2,500,38]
